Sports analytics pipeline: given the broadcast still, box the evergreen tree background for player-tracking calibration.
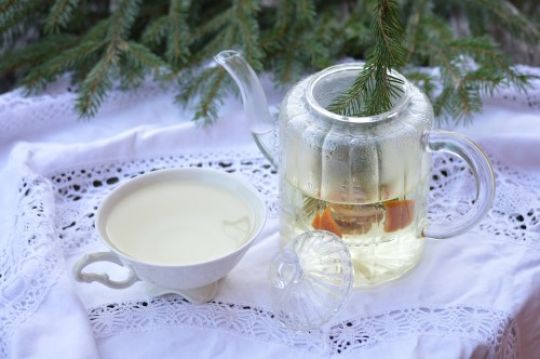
[0,0,538,122]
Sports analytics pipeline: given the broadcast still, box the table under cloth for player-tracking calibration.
[0,69,539,359]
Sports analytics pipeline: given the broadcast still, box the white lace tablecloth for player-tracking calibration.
[0,70,539,359]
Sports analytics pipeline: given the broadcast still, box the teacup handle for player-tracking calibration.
[425,130,496,239]
[73,251,139,289]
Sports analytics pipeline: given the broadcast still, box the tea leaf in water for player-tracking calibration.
[302,195,321,217]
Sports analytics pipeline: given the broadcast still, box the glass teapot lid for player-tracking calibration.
[269,230,353,331]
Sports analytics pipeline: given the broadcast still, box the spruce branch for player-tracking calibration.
[175,67,217,104]
[22,39,105,91]
[308,11,339,68]
[191,8,232,43]
[0,0,537,123]
[5,20,109,93]
[273,0,292,34]
[74,0,142,116]
[193,68,226,123]
[404,0,427,62]
[166,0,191,67]
[456,81,482,121]
[107,0,142,54]
[472,0,539,42]
[341,5,373,58]
[125,41,167,70]
[328,0,407,116]
[402,70,435,97]
[0,0,44,42]
[176,67,228,123]
[268,0,317,83]
[295,0,316,24]
[118,42,167,88]
[433,86,453,118]
[81,19,110,42]
[410,6,535,121]
[0,0,18,14]
[142,16,167,48]
[171,0,264,122]
[0,35,77,77]
[233,0,263,70]
[76,57,113,117]
[45,0,81,34]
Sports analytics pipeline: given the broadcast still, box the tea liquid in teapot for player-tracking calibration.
[281,180,427,286]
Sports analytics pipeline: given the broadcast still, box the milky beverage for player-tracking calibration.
[105,180,254,265]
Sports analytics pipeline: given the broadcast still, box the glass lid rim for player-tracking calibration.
[306,63,411,124]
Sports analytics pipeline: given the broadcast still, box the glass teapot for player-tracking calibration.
[216,50,495,287]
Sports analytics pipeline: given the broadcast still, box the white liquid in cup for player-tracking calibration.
[105,180,254,265]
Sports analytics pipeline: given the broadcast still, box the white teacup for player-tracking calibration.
[73,168,267,304]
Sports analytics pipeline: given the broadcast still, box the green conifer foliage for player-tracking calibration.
[0,0,537,122]
[327,0,407,117]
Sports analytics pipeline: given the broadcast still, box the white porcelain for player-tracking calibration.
[73,168,267,304]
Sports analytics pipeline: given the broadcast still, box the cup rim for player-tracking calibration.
[95,167,267,268]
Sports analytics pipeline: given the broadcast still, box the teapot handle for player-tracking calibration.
[425,130,495,239]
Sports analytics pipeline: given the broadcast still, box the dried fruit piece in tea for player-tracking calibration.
[329,203,383,235]
[383,199,415,232]
[311,208,343,237]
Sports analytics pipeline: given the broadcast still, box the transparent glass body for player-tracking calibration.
[216,51,495,288]
[278,65,432,286]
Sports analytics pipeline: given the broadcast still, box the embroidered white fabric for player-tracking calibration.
[0,68,539,358]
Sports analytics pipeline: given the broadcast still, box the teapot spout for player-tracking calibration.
[215,50,277,166]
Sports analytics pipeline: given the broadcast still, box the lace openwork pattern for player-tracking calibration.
[1,147,538,356]
[88,296,517,358]
[0,175,64,358]
[429,154,540,245]
[0,80,174,143]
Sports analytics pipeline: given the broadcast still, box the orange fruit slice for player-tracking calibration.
[383,199,415,232]
[311,208,343,238]
[311,210,322,229]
